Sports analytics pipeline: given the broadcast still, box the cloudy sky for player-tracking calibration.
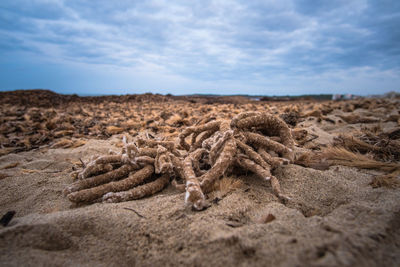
[1,0,399,95]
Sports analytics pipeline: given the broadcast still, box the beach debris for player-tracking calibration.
[333,127,400,162]
[51,138,86,149]
[337,114,379,124]
[295,145,400,189]
[369,168,400,189]
[0,162,19,170]
[64,112,295,210]
[122,207,146,218]
[257,213,276,224]
[0,210,16,227]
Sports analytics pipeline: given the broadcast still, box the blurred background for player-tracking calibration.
[0,0,399,96]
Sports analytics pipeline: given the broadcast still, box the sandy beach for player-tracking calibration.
[1,90,399,266]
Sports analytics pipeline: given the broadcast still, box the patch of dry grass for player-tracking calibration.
[295,146,400,189]
[369,170,400,189]
[334,133,400,161]
[321,147,399,172]
[338,114,378,124]
[51,138,87,149]
[105,126,124,135]
[297,146,400,189]
[295,151,330,170]
[213,177,244,197]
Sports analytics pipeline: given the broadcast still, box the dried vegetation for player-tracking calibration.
[1,90,400,206]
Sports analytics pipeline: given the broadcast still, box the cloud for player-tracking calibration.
[0,0,399,94]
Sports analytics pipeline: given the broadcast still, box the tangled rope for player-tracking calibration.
[64,112,295,210]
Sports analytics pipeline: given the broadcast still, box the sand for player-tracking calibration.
[1,92,400,266]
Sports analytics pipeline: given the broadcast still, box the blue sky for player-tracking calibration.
[1,0,399,95]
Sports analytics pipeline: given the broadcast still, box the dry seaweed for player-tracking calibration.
[334,130,400,162]
[0,162,19,170]
[296,146,400,186]
[369,170,400,189]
